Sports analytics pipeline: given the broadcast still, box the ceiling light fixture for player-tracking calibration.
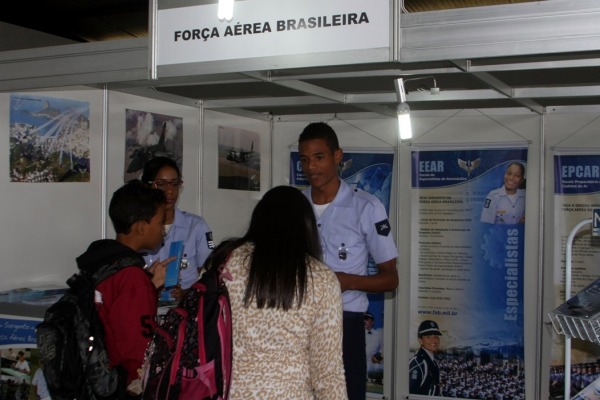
[395,78,412,140]
[394,76,440,140]
[218,0,234,21]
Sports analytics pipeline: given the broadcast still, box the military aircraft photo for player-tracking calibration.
[226,141,255,164]
[218,132,260,191]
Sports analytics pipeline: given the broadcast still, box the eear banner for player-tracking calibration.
[409,146,528,399]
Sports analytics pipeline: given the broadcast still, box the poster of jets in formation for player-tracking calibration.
[9,94,90,183]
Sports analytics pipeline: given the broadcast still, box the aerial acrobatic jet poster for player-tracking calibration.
[9,94,90,183]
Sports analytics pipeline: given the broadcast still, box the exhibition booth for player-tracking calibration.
[1,1,600,398]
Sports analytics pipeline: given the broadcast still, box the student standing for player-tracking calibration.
[141,157,214,298]
[32,362,51,400]
[76,180,172,398]
[12,351,30,375]
[212,186,347,399]
[298,122,398,400]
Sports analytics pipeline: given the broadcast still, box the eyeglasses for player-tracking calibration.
[150,179,183,190]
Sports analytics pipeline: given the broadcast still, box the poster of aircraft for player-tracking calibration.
[123,109,183,182]
[218,126,260,191]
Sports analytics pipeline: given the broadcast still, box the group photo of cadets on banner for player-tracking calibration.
[410,147,528,399]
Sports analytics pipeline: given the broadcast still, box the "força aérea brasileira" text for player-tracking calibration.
[172,12,371,42]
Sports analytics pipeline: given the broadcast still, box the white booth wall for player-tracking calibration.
[2,86,600,398]
[0,88,105,290]
[0,88,205,291]
[106,91,204,229]
[202,110,271,242]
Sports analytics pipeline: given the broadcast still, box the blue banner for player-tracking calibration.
[410,147,527,398]
[553,154,600,195]
[0,315,40,347]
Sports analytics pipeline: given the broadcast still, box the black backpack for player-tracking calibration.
[36,256,144,400]
[141,265,232,400]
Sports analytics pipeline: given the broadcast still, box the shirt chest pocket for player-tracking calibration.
[329,231,361,262]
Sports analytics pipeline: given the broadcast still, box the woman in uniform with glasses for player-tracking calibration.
[141,156,215,299]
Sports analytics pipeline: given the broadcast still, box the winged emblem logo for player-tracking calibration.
[457,158,481,177]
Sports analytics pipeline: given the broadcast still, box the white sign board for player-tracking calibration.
[157,0,390,66]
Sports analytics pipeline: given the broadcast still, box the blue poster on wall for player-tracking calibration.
[0,315,40,347]
[290,149,394,394]
[410,147,527,398]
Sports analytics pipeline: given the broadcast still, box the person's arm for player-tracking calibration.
[409,355,424,394]
[31,369,41,398]
[193,218,214,270]
[335,258,398,292]
[334,196,399,293]
[480,190,497,224]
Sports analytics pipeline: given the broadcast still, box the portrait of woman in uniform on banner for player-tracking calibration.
[480,161,526,225]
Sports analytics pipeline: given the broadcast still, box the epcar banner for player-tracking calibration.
[549,152,600,399]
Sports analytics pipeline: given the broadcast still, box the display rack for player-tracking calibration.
[547,218,593,400]
[548,275,600,343]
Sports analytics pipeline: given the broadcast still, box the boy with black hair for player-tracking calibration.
[75,180,175,398]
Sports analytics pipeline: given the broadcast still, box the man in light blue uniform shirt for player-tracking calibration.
[299,122,398,400]
[303,179,398,312]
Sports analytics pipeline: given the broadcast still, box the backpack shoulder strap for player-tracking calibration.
[215,252,234,284]
[91,255,146,285]
[67,255,145,297]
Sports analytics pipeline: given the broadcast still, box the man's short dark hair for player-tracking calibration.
[109,180,166,234]
[298,122,340,153]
